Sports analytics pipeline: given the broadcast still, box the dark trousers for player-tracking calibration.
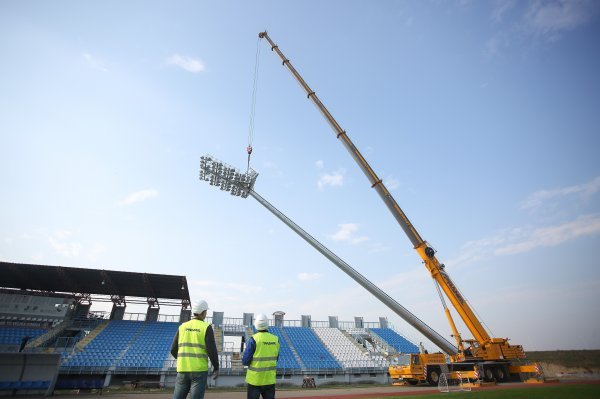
[247,383,275,399]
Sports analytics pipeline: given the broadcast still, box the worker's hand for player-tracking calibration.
[212,369,219,380]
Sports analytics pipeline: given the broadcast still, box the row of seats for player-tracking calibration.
[313,327,384,368]
[370,328,419,353]
[267,327,302,369]
[0,326,48,345]
[59,321,416,371]
[0,380,50,390]
[119,321,177,369]
[282,327,341,369]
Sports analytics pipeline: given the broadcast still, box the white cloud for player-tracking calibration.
[318,169,345,189]
[330,223,369,244]
[118,189,158,206]
[297,272,321,281]
[167,54,205,73]
[524,0,599,39]
[315,160,324,169]
[492,0,517,22]
[448,214,600,266]
[485,1,599,58]
[520,176,600,211]
[83,53,108,72]
[495,214,600,255]
[48,230,81,257]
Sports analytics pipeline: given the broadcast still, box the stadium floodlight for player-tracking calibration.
[198,155,258,198]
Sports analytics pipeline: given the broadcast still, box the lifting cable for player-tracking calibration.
[246,35,262,172]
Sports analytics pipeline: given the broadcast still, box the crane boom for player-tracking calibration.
[249,189,458,355]
[259,31,526,361]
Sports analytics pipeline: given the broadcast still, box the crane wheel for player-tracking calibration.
[494,365,509,382]
[426,368,440,386]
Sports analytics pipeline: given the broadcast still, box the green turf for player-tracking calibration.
[379,384,600,399]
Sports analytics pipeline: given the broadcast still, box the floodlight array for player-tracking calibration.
[199,155,258,198]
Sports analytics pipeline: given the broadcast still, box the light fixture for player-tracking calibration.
[198,155,258,198]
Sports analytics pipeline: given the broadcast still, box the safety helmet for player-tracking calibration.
[254,313,269,330]
[192,299,209,315]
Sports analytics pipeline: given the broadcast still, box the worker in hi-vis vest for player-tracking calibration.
[170,299,219,399]
[242,313,280,399]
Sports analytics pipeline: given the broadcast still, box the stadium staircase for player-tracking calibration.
[269,327,303,370]
[340,329,371,354]
[25,320,70,350]
[74,321,109,351]
[369,328,419,354]
[213,326,224,352]
[313,327,379,369]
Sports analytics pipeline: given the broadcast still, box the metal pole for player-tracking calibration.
[249,189,458,355]
[259,31,424,248]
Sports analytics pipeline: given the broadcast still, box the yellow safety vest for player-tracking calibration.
[246,331,279,386]
[177,319,209,372]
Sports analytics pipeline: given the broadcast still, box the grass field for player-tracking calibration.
[377,384,600,399]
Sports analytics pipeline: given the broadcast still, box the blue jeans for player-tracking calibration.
[173,371,208,399]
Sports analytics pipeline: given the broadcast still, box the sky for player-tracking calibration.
[1,0,599,352]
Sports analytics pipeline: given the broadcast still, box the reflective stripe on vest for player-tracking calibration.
[177,319,209,372]
[246,332,279,386]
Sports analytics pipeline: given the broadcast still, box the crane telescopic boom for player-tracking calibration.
[259,31,526,361]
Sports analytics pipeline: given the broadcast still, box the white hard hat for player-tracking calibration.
[254,313,269,330]
[192,299,209,315]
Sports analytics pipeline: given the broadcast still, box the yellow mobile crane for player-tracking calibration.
[259,32,542,385]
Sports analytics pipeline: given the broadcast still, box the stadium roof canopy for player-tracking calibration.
[0,261,190,306]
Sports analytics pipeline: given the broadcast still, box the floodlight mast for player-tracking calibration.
[248,189,458,356]
[199,155,258,198]
[198,154,457,355]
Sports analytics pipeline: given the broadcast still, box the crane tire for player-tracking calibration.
[426,368,440,386]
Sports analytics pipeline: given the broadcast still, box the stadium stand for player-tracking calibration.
[116,321,178,369]
[313,327,386,369]
[0,262,421,390]
[370,327,419,353]
[282,327,341,370]
[0,326,48,346]
[61,320,179,370]
[268,327,302,370]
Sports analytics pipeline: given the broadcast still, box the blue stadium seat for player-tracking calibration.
[370,328,419,353]
[283,327,341,370]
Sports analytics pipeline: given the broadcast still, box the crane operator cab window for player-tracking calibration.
[412,355,420,365]
[394,354,411,366]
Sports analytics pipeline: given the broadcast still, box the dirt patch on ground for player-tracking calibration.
[540,362,600,381]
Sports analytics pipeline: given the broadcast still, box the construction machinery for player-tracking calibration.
[258,31,542,385]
